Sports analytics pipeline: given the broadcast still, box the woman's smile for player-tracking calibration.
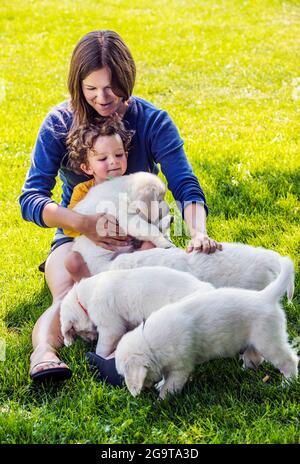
[82,68,126,117]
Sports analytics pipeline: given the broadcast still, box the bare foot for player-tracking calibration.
[30,345,69,376]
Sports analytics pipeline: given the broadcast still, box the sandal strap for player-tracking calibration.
[31,360,65,370]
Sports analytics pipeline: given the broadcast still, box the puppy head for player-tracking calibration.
[76,324,98,343]
[127,173,167,223]
[61,311,97,346]
[60,317,76,347]
[60,286,97,346]
[122,355,162,397]
[115,327,161,397]
[122,354,149,397]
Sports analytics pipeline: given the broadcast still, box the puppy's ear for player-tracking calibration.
[158,214,173,234]
[124,355,148,397]
[143,187,159,222]
[149,198,160,224]
[61,319,76,347]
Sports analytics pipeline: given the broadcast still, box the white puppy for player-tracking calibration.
[110,243,294,299]
[70,173,294,297]
[115,257,298,399]
[60,266,214,357]
[72,172,173,265]
[72,240,294,297]
[73,223,294,300]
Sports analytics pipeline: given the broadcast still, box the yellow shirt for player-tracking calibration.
[63,179,95,237]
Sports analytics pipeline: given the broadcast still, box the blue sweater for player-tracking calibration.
[20,96,208,232]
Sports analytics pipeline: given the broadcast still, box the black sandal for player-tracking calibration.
[30,361,72,382]
[86,352,124,387]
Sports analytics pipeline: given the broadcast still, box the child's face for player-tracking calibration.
[80,134,128,183]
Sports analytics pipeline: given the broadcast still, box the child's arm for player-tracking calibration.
[63,181,93,237]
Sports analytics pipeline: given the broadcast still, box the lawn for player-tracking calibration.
[0,0,299,444]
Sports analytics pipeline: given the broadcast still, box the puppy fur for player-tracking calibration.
[72,172,173,267]
[110,243,295,299]
[115,257,298,399]
[60,266,214,357]
[73,239,294,298]
[71,174,294,297]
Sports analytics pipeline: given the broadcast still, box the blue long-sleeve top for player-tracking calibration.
[19,96,208,232]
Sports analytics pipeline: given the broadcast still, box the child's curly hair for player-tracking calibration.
[66,114,134,174]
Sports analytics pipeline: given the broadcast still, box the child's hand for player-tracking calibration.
[186,232,222,254]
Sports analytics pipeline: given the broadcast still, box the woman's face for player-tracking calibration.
[82,67,127,117]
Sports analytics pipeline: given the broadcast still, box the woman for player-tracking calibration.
[20,30,221,383]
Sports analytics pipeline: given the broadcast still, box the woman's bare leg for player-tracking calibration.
[64,251,91,283]
[30,242,74,375]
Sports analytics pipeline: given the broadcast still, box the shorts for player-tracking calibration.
[38,234,74,273]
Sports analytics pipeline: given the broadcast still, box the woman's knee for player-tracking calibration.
[64,251,85,276]
[45,242,74,300]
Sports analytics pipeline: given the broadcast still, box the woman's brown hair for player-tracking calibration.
[68,30,136,127]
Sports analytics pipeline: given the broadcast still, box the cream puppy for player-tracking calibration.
[110,243,294,299]
[72,239,294,297]
[115,257,298,399]
[60,266,214,357]
[71,173,294,297]
[72,172,173,261]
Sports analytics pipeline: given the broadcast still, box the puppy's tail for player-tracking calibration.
[261,256,295,303]
[287,269,295,303]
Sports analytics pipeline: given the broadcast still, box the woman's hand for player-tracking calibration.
[42,204,130,251]
[186,232,222,254]
[79,212,132,251]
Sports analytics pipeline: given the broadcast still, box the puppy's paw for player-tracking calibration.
[63,337,74,347]
[154,379,165,392]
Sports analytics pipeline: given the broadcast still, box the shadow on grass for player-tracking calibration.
[147,357,300,418]
[4,282,51,332]
[0,334,96,403]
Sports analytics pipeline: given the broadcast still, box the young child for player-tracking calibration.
[64,116,157,386]
[64,115,136,282]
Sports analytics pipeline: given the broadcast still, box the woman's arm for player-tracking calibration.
[20,106,129,250]
[42,202,86,232]
[42,202,130,249]
[146,109,221,253]
[19,105,70,227]
[42,202,103,242]
[183,202,222,253]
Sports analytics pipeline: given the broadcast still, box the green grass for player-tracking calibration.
[0,0,300,444]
